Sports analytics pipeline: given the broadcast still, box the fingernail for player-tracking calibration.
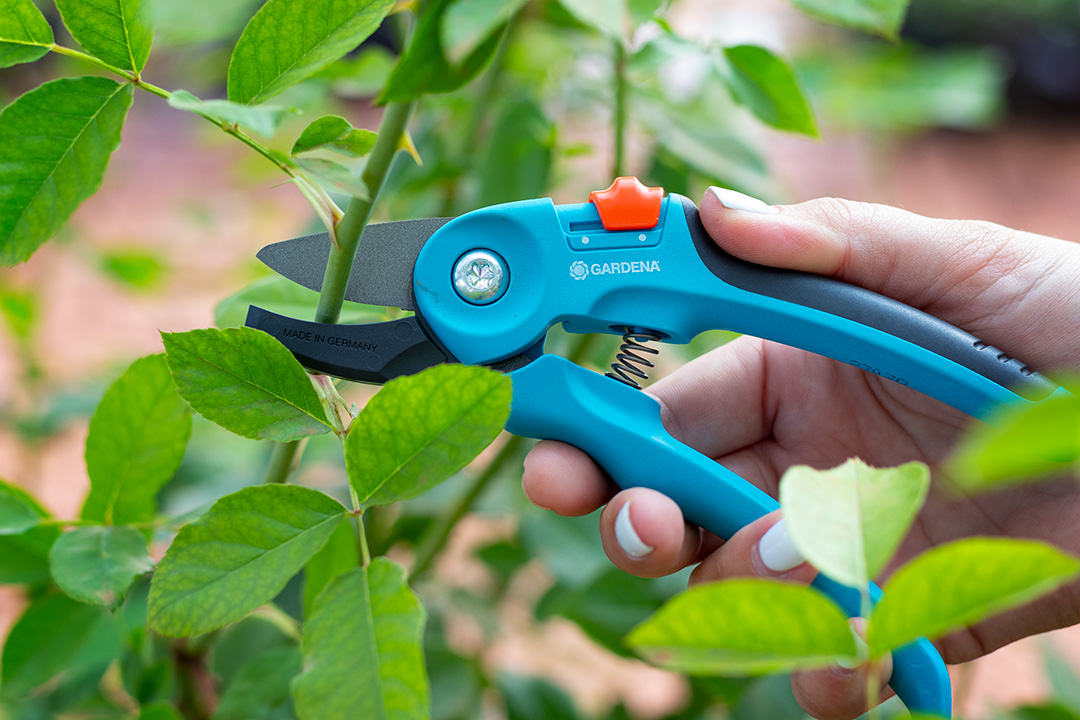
[615,501,653,558]
[836,620,871,670]
[757,518,805,572]
[709,186,778,214]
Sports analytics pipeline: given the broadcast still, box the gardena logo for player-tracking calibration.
[570,259,661,279]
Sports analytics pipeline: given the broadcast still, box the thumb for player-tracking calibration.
[698,187,1080,370]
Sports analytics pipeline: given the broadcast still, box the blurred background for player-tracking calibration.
[2,0,1080,717]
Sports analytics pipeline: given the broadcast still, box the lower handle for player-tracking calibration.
[507,355,952,717]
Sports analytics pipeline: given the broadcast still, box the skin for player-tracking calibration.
[521,190,1080,719]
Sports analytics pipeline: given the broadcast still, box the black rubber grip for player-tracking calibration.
[675,195,1054,401]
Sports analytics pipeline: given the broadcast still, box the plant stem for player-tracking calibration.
[613,38,628,178]
[173,639,217,720]
[263,440,305,484]
[315,101,415,323]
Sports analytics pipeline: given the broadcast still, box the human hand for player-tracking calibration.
[522,188,1080,719]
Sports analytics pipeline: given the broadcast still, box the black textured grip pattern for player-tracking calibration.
[676,195,1054,401]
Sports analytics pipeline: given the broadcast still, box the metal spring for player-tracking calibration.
[605,326,663,389]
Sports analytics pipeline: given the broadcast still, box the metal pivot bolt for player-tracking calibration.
[453,249,508,304]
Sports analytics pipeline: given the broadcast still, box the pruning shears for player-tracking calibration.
[246,176,1060,718]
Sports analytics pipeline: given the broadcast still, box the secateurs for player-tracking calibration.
[246,176,1061,718]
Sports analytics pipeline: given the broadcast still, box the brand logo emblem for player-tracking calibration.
[569,261,589,281]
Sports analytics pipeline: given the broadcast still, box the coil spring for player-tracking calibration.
[605,326,663,389]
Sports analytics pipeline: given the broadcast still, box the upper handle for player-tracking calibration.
[506,354,952,718]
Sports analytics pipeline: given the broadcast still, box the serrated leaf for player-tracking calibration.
[295,157,370,197]
[55,0,154,73]
[213,274,390,329]
[868,538,1080,657]
[779,459,929,589]
[215,645,300,720]
[49,525,153,606]
[227,0,397,105]
[720,45,818,136]
[344,365,511,508]
[441,0,528,64]
[0,76,134,266]
[167,89,293,138]
[83,354,192,525]
[1,593,122,697]
[0,478,43,535]
[292,115,376,157]
[789,0,910,39]
[0,0,54,68]
[148,484,347,636]
[380,0,504,104]
[626,578,857,675]
[292,559,428,720]
[947,385,1080,492]
[556,0,627,38]
[303,519,358,617]
[161,327,333,442]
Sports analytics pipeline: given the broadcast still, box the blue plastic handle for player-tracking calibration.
[506,354,953,718]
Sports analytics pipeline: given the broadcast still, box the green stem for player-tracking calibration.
[411,434,525,581]
[613,38,628,178]
[315,101,414,322]
[263,440,305,484]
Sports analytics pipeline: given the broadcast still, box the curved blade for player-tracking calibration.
[256,217,452,311]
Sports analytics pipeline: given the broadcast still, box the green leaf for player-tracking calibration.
[98,248,167,290]
[292,115,376,157]
[227,0,397,105]
[302,519,358,617]
[83,354,192,525]
[556,0,627,38]
[868,538,1080,656]
[344,364,511,508]
[0,76,134,266]
[947,386,1080,492]
[788,0,911,39]
[213,274,390,329]
[292,559,428,720]
[779,458,929,589]
[628,0,663,27]
[0,481,60,584]
[380,0,504,104]
[626,578,857,675]
[295,157,371,197]
[441,0,528,64]
[0,478,43,534]
[140,703,183,720]
[0,0,54,68]
[167,90,293,138]
[214,645,301,720]
[476,96,555,206]
[1,593,122,697]
[148,484,347,636]
[49,526,154,606]
[719,45,818,136]
[500,674,582,720]
[161,327,333,442]
[0,287,37,340]
[55,0,154,73]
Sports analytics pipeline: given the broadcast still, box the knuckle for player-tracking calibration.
[803,196,882,233]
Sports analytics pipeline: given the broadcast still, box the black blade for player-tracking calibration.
[256,217,452,311]
[246,305,450,384]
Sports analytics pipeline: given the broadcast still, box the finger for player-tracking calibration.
[522,440,615,517]
[689,512,816,586]
[598,488,703,578]
[699,188,1080,369]
[790,619,895,720]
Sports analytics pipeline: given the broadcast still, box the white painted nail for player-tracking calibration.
[709,186,778,214]
[615,501,653,558]
[758,518,805,572]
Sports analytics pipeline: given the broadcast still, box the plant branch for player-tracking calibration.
[172,639,217,720]
[613,38,628,178]
[263,440,306,484]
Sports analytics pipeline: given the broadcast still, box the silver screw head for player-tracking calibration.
[453,250,508,304]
